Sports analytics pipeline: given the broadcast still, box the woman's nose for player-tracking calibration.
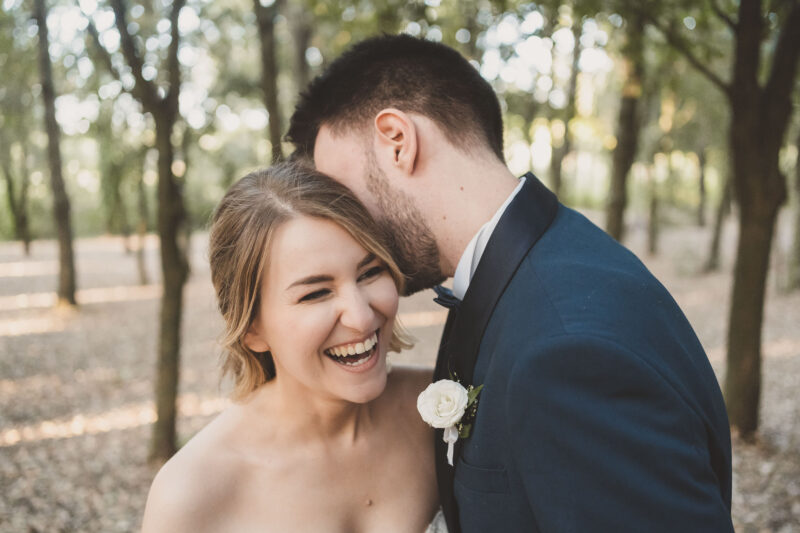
[339,287,375,332]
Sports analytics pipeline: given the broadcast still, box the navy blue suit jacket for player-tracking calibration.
[432,175,733,532]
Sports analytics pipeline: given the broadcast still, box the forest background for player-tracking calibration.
[0,0,799,530]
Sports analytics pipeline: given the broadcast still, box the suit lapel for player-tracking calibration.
[432,305,460,531]
[434,174,558,533]
[447,174,559,387]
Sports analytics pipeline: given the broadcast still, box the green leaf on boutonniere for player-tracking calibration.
[467,384,484,404]
[458,423,472,439]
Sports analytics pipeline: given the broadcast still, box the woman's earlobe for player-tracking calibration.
[243,326,270,353]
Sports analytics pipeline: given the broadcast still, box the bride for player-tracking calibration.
[141,162,446,532]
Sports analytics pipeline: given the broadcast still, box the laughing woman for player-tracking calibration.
[140,163,444,532]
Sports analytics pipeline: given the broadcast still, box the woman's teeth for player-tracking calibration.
[326,333,377,357]
[325,332,378,366]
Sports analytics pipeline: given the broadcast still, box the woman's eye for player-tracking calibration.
[299,289,330,302]
[359,265,385,281]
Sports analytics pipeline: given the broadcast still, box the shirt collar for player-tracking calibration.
[451,177,526,300]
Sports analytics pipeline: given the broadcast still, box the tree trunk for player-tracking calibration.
[787,131,800,291]
[286,0,311,95]
[254,0,285,163]
[606,15,645,243]
[549,22,582,200]
[647,169,659,256]
[136,157,150,286]
[0,145,31,255]
[35,0,76,306]
[111,161,132,253]
[87,0,189,465]
[723,0,798,438]
[17,142,32,255]
[697,147,707,227]
[150,114,189,462]
[704,174,732,272]
[101,159,132,251]
[725,208,776,437]
[375,2,402,34]
[636,0,799,438]
[1,159,20,239]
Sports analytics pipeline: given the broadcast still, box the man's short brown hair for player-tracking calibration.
[287,34,504,161]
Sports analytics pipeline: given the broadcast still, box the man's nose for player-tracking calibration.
[339,287,374,332]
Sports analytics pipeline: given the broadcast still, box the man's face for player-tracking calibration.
[314,125,445,295]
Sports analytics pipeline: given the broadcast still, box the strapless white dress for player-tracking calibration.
[424,509,448,533]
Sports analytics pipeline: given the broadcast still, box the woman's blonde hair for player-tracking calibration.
[209,161,412,400]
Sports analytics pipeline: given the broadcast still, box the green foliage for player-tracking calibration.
[0,5,44,241]
[0,0,776,240]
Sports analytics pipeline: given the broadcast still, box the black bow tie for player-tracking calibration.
[433,285,461,309]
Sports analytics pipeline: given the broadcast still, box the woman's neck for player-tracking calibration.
[246,378,377,446]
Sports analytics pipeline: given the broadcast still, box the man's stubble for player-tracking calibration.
[365,155,446,295]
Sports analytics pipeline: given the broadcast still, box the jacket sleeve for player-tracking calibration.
[506,334,733,532]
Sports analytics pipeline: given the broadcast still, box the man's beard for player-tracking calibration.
[366,158,445,295]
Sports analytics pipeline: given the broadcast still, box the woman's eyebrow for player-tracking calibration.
[286,253,376,291]
[286,274,333,290]
[357,252,376,269]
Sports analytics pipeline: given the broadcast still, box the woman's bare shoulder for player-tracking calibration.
[140,413,242,532]
[387,365,434,400]
[382,365,435,430]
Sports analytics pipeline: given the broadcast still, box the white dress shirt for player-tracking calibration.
[451,177,526,300]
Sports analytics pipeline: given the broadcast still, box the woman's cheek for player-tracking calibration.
[374,276,400,317]
[275,303,332,344]
[298,303,336,329]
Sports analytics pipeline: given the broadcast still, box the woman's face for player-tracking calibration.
[246,216,399,404]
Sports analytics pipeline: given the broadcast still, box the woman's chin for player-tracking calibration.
[339,363,389,404]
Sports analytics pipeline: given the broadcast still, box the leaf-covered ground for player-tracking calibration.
[1,213,798,532]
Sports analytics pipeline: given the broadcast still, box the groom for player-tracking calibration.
[288,35,733,532]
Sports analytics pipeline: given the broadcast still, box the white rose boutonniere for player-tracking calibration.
[417,379,484,466]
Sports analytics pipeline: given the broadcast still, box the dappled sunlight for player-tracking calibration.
[705,338,800,363]
[0,393,228,447]
[77,284,161,305]
[0,284,161,312]
[0,367,120,397]
[0,292,60,311]
[763,338,800,359]
[398,309,448,328]
[674,287,717,309]
[0,315,69,337]
[0,261,58,278]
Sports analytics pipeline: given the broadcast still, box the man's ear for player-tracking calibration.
[374,109,418,174]
[243,322,270,353]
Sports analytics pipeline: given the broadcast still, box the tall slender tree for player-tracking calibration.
[788,128,800,291]
[135,151,150,286]
[0,131,32,255]
[84,0,190,462]
[704,173,732,272]
[697,147,707,227]
[0,8,35,255]
[640,0,800,436]
[34,0,77,306]
[95,106,132,247]
[286,0,312,95]
[254,0,285,162]
[549,20,583,200]
[606,13,646,242]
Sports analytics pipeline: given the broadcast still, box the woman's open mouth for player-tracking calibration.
[324,331,379,368]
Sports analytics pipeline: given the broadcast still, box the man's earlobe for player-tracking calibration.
[374,109,417,174]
